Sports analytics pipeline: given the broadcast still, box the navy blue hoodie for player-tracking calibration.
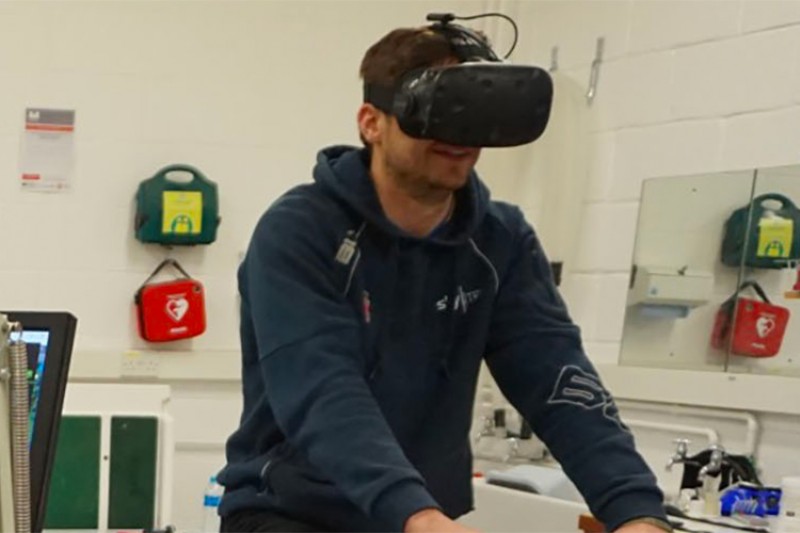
[218,146,667,532]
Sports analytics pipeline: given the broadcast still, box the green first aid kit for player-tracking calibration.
[135,164,221,245]
[722,193,800,269]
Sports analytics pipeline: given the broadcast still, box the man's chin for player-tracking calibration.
[432,172,471,191]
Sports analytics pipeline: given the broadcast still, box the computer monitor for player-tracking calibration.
[3,311,76,533]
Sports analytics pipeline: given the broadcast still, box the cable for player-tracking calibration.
[454,13,519,59]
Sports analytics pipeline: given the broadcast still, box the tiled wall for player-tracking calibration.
[512,0,800,494]
[518,0,800,363]
[0,1,506,530]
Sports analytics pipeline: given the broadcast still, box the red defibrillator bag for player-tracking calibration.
[711,281,790,358]
[135,259,206,342]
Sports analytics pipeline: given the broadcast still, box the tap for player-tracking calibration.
[503,437,523,463]
[698,444,725,480]
[503,437,520,463]
[666,438,691,471]
[473,414,496,447]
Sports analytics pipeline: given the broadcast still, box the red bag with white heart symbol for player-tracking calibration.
[711,281,790,357]
[135,259,206,342]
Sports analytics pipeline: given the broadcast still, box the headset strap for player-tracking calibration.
[363,83,394,112]
[430,23,499,62]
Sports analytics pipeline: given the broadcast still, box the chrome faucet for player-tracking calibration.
[698,444,725,480]
[666,438,691,471]
[473,413,496,447]
[503,436,520,463]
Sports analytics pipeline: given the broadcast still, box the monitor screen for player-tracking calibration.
[9,329,50,445]
[3,311,76,533]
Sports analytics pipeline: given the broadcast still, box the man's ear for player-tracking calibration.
[357,103,383,145]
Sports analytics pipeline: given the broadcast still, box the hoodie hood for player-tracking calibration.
[312,145,490,245]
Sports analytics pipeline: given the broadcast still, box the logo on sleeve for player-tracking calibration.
[547,365,629,432]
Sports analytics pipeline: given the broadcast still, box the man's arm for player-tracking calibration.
[484,210,669,532]
[243,199,439,531]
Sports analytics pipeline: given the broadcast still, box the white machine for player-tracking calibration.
[0,313,31,533]
[629,265,715,318]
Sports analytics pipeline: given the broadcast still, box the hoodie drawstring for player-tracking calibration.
[439,246,471,381]
[439,240,500,380]
[438,252,460,380]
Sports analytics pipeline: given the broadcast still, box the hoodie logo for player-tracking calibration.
[436,286,481,314]
[547,365,629,432]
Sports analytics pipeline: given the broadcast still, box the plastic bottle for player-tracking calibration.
[202,475,224,532]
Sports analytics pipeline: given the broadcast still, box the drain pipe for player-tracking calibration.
[625,419,720,447]
[618,400,759,458]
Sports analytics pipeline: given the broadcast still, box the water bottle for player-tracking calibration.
[202,475,224,532]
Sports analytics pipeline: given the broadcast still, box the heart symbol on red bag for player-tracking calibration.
[755,316,776,338]
[166,297,189,323]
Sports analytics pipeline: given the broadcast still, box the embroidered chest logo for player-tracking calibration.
[547,365,629,432]
[436,286,482,314]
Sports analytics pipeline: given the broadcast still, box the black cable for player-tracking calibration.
[453,12,519,59]
[726,457,762,487]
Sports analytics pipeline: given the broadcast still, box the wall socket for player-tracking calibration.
[120,350,160,378]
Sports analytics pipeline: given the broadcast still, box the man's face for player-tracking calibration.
[358,103,481,197]
[380,115,481,194]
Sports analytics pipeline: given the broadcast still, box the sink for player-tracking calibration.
[460,479,588,532]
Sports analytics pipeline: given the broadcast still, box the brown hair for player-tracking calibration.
[358,28,455,147]
[359,27,454,88]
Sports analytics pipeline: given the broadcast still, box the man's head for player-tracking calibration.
[358,27,481,198]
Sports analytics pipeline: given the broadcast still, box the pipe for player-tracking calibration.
[617,400,760,457]
[625,418,719,446]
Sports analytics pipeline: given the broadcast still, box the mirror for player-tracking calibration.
[619,165,800,377]
[725,165,800,376]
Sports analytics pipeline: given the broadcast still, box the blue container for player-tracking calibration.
[720,483,782,517]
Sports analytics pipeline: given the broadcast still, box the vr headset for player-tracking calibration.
[363,13,553,148]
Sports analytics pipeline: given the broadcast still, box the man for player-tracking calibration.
[218,21,671,533]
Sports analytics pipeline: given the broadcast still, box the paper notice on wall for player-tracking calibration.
[19,108,75,192]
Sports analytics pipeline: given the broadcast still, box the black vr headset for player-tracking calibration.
[363,13,553,148]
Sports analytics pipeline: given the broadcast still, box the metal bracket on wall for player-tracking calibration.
[550,45,559,72]
[586,37,605,104]
[550,261,563,287]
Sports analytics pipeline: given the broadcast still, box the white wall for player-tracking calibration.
[520,0,800,363]
[0,1,528,530]
[511,0,800,496]
[4,0,800,529]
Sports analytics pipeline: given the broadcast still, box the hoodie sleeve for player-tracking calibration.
[484,211,668,531]
[241,198,439,531]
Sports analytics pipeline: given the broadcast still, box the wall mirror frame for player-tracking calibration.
[601,164,800,415]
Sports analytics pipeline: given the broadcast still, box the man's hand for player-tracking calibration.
[404,509,480,533]
[614,520,672,533]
